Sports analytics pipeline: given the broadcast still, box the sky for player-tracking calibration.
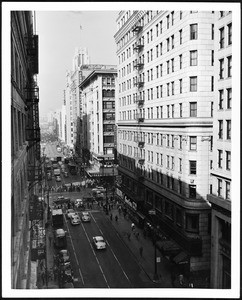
[37,10,118,116]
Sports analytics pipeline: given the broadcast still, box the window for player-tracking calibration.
[176,209,182,226]
[179,103,182,117]
[160,85,163,98]
[167,38,170,52]
[167,15,170,29]
[219,90,224,109]
[179,54,182,69]
[160,64,163,76]
[165,201,173,220]
[227,88,232,109]
[147,31,149,43]
[218,150,223,168]
[167,83,170,97]
[211,24,214,40]
[190,50,198,66]
[190,76,197,92]
[226,182,231,200]
[189,185,197,199]
[171,58,174,72]
[190,136,197,151]
[179,79,182,93]
[179,29,182,44]
[156,45,159,58]
[167,61,170,74]
[156,24,159,37]
[190,161,197,175]
[150,29,153,41]
[180,11,182,20]
[228,23,232,45]
[219,27,225,48]
[218,120,223,139]
[171,11,174,25]
[160,20,162,34]
[186,214,199,233]
[219,59,224,79]
[211,76,214,91]
[167,134,170,147]
[178,180,182,195]
[190,24,198,40]
[211,101,214,117]
[156,86,159,98]
[179,135,182,149]
[211,50,214,66]
[179,158,182,172]
[218,179,222,196]
[171,35,174,49]
[171,82,174,95]
[166,155,170,168]
[227,56,232,77]
[160,42,163,55]
[190,102,197,117]
[150,49,153,61]
[226,151,231,170]
[226,120,231,139]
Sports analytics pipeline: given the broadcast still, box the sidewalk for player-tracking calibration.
[107,207,174,287]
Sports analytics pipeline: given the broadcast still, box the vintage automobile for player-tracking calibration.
[93,236,106,250]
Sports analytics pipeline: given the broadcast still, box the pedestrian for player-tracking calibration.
[127,232,131,241]
[115,215,118,222]
[139,246,143,257]
[48,235,52,245]
[135,232,140,240]
[179,274,184,286]
[110,213,113,221]
[41,271,45,285]
[131,223,135,231]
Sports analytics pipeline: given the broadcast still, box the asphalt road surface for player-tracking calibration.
[63,210,155,288]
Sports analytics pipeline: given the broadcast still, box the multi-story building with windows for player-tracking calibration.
[207,10,232,288]
[11,11,40,288]
[79,66,117,178]
[115,10,217,275]
[65,47,90,148]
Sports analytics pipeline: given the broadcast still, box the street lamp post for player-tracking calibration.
[149,209,159,282]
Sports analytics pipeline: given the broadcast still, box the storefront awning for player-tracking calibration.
[173,251,189,265]
[157,240,180,254]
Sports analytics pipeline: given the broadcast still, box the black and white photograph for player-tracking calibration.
[2,1,241,298]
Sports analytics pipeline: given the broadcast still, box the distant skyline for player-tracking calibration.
[37,10,118,116]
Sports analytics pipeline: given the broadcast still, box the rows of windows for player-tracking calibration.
[120,156,200,201]
[219,22,232,49]
[214,178,231,200]
[118,100,215,121]
[102,77,115,86]
[12,106,27,156]
[119,133,210,153]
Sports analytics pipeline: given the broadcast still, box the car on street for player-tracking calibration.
[57,249,70,265]
[92,190,104,199]
[92,186,106,193]
[71,215,81,225]
[74,199,84,209]
[54,228,67,249]
[66,209,78,219]
[64,171,68,177]
[93,236,106,250]
[58,262,74,287]
[81,212,91,222]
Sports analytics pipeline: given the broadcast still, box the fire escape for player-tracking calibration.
[132,20,145,181]
[25,34,41,189]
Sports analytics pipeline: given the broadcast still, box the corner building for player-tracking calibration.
[115,10,216,274]
[207,11,232,288]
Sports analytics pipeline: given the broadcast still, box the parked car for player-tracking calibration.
[71,215,81,225]
[58,262,74,287]
[54,229,67,249]
[66,209,77,219]
[64,171,68,177]
[93,236,106,250]
[81,212,91,222]
[92,186,106,193]
[57,249,70,265]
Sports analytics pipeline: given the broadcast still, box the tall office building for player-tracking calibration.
[65,47,90,148]
[207,11,232,288]
[115,10,217,275]
[11,11,40,288]
[79,66,117,177]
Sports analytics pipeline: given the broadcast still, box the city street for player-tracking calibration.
[63,209,154,288]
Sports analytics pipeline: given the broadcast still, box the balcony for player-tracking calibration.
[134,61,144,70]
[134,81,144,88]
[104,143,114,148]
[136,115,144,122]
[132,23,143,33]
[103,119,115,124]
[138,141,145,148]
[136,98,145,107]
[134,43,144,52]
[25,86,39,104]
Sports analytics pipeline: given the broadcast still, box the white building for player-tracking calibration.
[115,10,216,275]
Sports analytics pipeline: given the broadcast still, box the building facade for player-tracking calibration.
[207,11,232,288]
[115,10,217,274]
[11,11,40,288]
[65,48,90,148]
[79,66,117,176]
